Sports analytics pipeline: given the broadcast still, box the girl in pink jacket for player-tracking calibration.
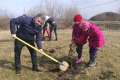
[72,14,105,67]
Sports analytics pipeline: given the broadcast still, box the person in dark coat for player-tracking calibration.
[10,14,44,74]
[43,16,58,41]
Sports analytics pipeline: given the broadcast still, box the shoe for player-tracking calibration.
[32,66,41,72]
[48,38,51,41]
[55,38,57,41]
[32,68,41,72]
[16,70,21,75]
[75,58,82,64]
[87,60,96,67]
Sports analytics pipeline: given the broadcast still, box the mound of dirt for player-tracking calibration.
[48,49,56,53]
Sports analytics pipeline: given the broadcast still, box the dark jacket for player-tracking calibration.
[10,15,42,49]
[43,17,57,29]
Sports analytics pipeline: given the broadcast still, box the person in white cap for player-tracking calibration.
[43,16,58,41]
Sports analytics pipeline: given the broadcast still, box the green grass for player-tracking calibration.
[0,29,120,80]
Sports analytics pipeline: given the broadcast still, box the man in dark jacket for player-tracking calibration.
[43,16,58,41]
[10,14,44,74]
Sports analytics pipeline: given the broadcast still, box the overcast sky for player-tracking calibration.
[0,0,120,19]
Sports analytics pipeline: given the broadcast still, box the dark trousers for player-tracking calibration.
[76,44,98,61]
[49,24,57,40]
[14,39,37,70]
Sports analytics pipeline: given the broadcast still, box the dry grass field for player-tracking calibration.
[0,29,120,80]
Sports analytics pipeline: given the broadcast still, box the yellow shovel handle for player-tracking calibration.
[14,36,60,64]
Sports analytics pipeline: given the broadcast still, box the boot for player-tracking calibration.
[87,55,96,67]
[87,48,98,67]
[75,45,83,64]
[75,53,83,64]
[15,69,21,75]
[87,59,96,67]
[55,38,57,41]
[75,58,82,64]
[32,65,40,72]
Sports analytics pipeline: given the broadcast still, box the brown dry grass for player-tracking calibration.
[0,29,120,80]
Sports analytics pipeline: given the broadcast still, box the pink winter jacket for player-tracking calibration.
[72,22,105,48]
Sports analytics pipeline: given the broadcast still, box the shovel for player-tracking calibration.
[13,36,69,71]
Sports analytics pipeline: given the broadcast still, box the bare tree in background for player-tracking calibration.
[27,0,61,17]
[27,0,79,27]
[63,6,79,26]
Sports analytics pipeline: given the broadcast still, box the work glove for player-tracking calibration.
[11,34,16,38]
[39,49,44,53]
[41,41,44,44]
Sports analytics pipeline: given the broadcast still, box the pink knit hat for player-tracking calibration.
[73,14,83,22]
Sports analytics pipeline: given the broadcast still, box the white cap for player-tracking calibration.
[45,16,50,21]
